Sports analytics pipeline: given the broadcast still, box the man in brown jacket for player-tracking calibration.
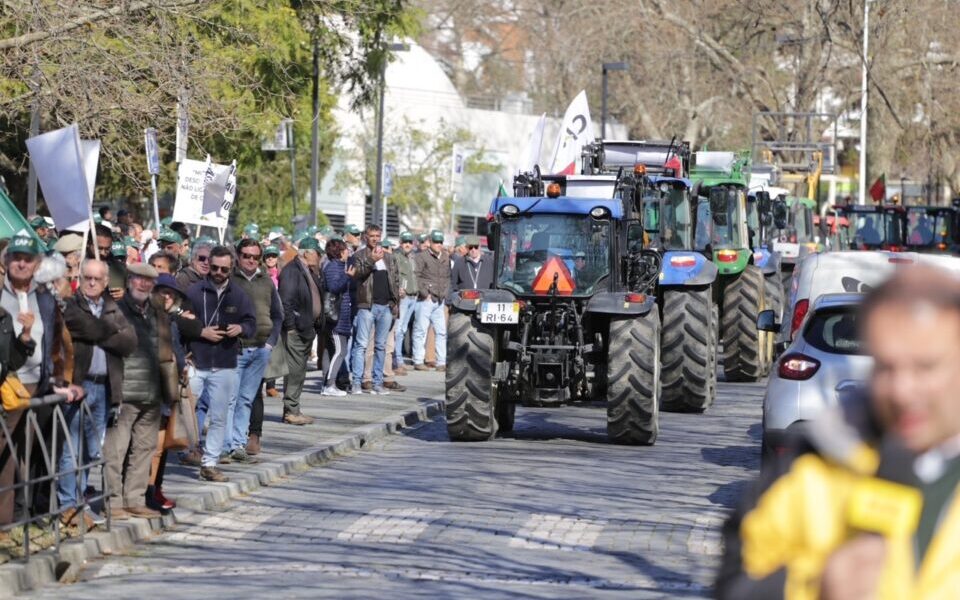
[60,259,137,527]
[412,230,451,371]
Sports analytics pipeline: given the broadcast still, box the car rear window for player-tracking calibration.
[803,307,863,355]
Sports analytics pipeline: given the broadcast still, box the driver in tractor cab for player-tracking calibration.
[572,251,599,290]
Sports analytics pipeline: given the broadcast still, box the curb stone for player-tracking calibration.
[0,399,444,597]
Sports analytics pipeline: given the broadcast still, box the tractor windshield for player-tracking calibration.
[906,209,952,247]
[850,210,905,249]
[707,187,745,249]
[496,214,611,296]
[657,186,693,250]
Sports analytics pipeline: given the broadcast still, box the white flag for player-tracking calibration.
[519,113,546,173]
[548,90,595,175]
[25,124,98,232]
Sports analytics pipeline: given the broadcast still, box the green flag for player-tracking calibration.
[0,188,46,250]
[497,180,509,198]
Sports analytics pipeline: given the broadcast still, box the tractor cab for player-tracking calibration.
[838,204,907,251]
[904,206,956,253]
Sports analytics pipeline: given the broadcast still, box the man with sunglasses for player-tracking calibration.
[175,238,214,289]
[450,235,493,293]
[226,239,282,461]
[183,246,256,482]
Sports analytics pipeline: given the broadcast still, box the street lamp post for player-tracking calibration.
[858,0,872,205]
[601,62,627,139]
[373,42,410,233]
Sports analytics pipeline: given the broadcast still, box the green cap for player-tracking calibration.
[328,234,343,242]
[455,235,466,247]
[270,225,286,235]
[400,232,414,242]
[263,245,280,257]
[111,240,127,257]
[29,216,47,229]
[7,232,41,256]
[160,217,173,226]
[299,237,320,251]
[93,215,103,225]
[244,224,260,236]
[194,235,216,247]
[319,225,335,236]
[430,230,445,243]
[306,225,318,235]
[158,229,183,244]
[123,236,139,249]
[381,239,393,248]
[344,224,361,236]
[417,233,428,242]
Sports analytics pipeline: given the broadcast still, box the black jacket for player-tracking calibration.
[278,258,324,337]
[0,307,35,386]
[63,294,138,406]
[450,253,494,292]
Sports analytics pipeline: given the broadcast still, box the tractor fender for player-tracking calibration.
[446,288,517,313]
[584,291,657,316]
[752,248,781,275]
[658,251,718,286]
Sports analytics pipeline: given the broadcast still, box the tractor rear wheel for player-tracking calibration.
[606,310,661,445]
[721,265,766,382]
[660,286,716,413]
[445,312,497,441]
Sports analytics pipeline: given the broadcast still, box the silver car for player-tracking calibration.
[757,292,872,462]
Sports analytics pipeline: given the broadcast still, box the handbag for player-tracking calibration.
[164,382,199,451]
[1,373,31,412]
[321,263,342,323]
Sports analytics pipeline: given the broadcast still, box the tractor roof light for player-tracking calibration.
[501,204,520,217]
[546,183,562,198]
[633,164,647,176]
[589,206,610,219]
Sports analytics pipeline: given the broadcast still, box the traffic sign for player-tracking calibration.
[144,127,160,175]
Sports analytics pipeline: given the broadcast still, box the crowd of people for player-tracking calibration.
[0,208,494,532]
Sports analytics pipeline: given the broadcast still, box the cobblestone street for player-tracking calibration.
[26,378,763,598]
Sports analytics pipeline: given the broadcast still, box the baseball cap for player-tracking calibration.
[29,216,47,229]
[430,230,445,243]
[400,232,414,243]
[319,225,335,237]
[244,223,260,236]
[344,224,361,236]
[158,229,183,245]
[299,237,320,251]
[465,235,482,247]
[417,233,428,243]
[381,239,394,248]
[263,245,280,257]
[7,232,41,255]
[123,236,139,249]
[111,240,127,257]
[455,235,466,247]
[160,217,173,226]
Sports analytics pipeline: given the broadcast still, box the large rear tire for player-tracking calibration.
[607,310,661,445]
[721,265,766,382]
[660,287,716,413]
[445,312,496,441]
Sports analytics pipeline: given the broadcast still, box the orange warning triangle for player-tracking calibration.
[532,256,576,295]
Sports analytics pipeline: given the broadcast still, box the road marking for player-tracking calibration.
[337,507,443,544]
[165,505,285,544]
[508,513,607,551]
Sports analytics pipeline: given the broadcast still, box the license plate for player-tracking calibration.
[480,302,519,324]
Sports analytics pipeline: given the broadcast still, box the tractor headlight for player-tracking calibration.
[501,204,520,217]
[589,206,609,219]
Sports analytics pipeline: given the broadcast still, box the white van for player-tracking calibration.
[780,250,960,345]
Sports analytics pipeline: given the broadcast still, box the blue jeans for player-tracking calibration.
[351,304,393,386]
[226,346,270,452]
[56,381,107,509]
[413,299,447,366]
[394,296,416,368]
[190,368,240,468]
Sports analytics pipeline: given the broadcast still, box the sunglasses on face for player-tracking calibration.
[240,252,262,260]
[196,255,209,262]
[209,265,231,273]
[467,245,479,250]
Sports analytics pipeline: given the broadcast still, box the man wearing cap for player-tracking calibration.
[417,233,430,253]
[350,224,400,395]
[393,232,419,375]
[157,229,185,271]
[226,239,283,462]
[104,262,176,519]
[61,259,137,525]
[343,224,362,253]
[175,238,214,290]
[54,234,85,294]
[451,235,493,292]
[413,230,451,372]
[183,246,257,482]
[278,237,323,424]
[453,235,468,259]
[29,216,52,243]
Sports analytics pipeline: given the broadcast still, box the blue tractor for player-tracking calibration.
[581,140,719,412]
[444,166,664,445]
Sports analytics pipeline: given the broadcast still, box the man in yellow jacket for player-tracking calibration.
[718,266,960,600]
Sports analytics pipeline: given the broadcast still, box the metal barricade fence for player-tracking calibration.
[0,393,110,561]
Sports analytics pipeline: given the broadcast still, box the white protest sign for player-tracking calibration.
[173,157,236,229]
[549,90,595,175]
[25,124,97,232]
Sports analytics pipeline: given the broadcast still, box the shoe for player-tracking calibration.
[283,413,315,425]
[218,451,234,464]
[199,467,229,482]
[154,487,176,510]
[85,506,107,525]
[361,381,373,391]
[60,507,97,530]
[126,505,162,519]
[321,385,347,397]
[371,385,390,395]
[179,448,202,467]
[265,388,281,398]
[435,365,446,372]
[230,448,260,464]
[383,380,406,392]
[426,361,436,368]
[108,505,130,521]
[394,366,408,376]
[246,433,261,455]
[414,364,431,371]
[349,383,363,395]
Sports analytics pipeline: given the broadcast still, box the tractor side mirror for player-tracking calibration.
[756,309,779,332]
[627,223,645,251]
[773,201,789,230]
[486,223,499,252]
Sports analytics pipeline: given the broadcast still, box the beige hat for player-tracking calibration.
[53,234,84,254]
[126,262,158,279]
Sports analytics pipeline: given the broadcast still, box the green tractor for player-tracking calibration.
[772,196,820,294]
[690,151,773,381]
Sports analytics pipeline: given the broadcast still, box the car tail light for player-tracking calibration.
[624,293,646,303]
[790,299,809,337]
[669,255,697,267]
[717,249,738,263]
[460,289,482,300]
[778,353,821,380]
